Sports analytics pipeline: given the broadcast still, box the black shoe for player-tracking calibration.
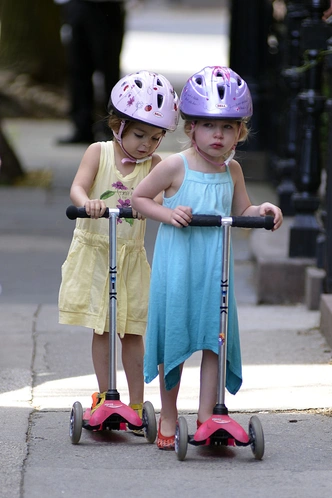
[56,132,94,145]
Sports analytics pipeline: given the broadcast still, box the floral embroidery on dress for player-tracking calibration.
[100,182,134,225]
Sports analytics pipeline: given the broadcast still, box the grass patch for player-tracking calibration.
[14,169,53,188]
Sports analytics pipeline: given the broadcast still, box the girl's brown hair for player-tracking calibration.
[108,112,133,136]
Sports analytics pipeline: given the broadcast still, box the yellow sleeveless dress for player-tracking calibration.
[59,141,151,338]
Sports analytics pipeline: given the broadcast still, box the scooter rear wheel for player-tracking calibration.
[69,401,83,444]
[175,416,188,461]
[142,401,157,443]
[249,415,264,460]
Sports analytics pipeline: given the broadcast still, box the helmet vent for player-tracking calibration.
[237,78,242,86]
[156,78,163,87]
[157,94,164,108]
[195,77,203,86]
[217,85,225,100]
[135,79,143,88]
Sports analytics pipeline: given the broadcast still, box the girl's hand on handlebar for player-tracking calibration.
[84,199,107,219]
[170,205,193,228]
[259,202,283,231]
[132,208,145,220]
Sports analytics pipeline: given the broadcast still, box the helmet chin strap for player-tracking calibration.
[192,140,236,167]
[113,120,163,164]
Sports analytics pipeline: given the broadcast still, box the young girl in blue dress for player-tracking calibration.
[132,66,283,449]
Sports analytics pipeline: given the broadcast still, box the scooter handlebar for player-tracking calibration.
[189,215,274,230]
[66,205,134,220]
[66,206,274,230]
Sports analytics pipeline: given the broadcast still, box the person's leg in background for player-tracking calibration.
[57,0,96,144]
[90,1,126,141]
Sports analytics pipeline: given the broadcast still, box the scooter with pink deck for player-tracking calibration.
[66,205,157,445]
[175,214,274,461]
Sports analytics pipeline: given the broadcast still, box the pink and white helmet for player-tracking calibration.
[180,66,253,120]
[109,70,179,131]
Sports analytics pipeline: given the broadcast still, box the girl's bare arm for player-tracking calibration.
[132,155,192,227]
[70,143,105,218]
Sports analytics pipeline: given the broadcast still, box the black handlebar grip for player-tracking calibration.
[231,216,274,230]
[189,215,222,227]
[66,205,134,220]
[118,207,134,218]
[66,206,110,220]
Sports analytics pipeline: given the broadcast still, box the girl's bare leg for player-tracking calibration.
[198,349,218,423]
[92,332,144,404]
[120,334,144,405]
[159,363,183,436]
[92,331,109,393]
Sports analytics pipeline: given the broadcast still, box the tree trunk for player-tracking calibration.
[0,0,65,85]
[0,0,66,183]
[0,121,24,184]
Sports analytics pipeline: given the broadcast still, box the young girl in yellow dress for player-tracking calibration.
[59,70,179,427]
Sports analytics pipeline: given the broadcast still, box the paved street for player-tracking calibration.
[1,2,332,497]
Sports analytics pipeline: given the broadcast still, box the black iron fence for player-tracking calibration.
[230,0,332,293]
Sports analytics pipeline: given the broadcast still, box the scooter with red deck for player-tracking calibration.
[66,205,157,445]
[174,214,274,461]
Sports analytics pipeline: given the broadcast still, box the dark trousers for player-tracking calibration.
[60,0,125,138]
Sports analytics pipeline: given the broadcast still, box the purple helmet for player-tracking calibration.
[109,70,179,131]
[180,66,253,120]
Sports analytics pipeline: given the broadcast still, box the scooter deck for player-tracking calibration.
[190,414,250,447]
[83,400,143,432]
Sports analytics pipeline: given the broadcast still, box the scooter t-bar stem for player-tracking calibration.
[66,205,133,220]
[189,215,274,230]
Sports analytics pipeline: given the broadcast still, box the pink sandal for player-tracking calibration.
[157,419,175,451]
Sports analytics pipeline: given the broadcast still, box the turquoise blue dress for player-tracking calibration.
[144,153,242,395]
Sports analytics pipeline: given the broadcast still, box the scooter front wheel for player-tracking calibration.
[142,400,157,443]
[249,415,264,460]
[69,401,83,444]
[175,416,188,461]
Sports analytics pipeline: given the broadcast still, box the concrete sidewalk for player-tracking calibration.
[0,302,328,414]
